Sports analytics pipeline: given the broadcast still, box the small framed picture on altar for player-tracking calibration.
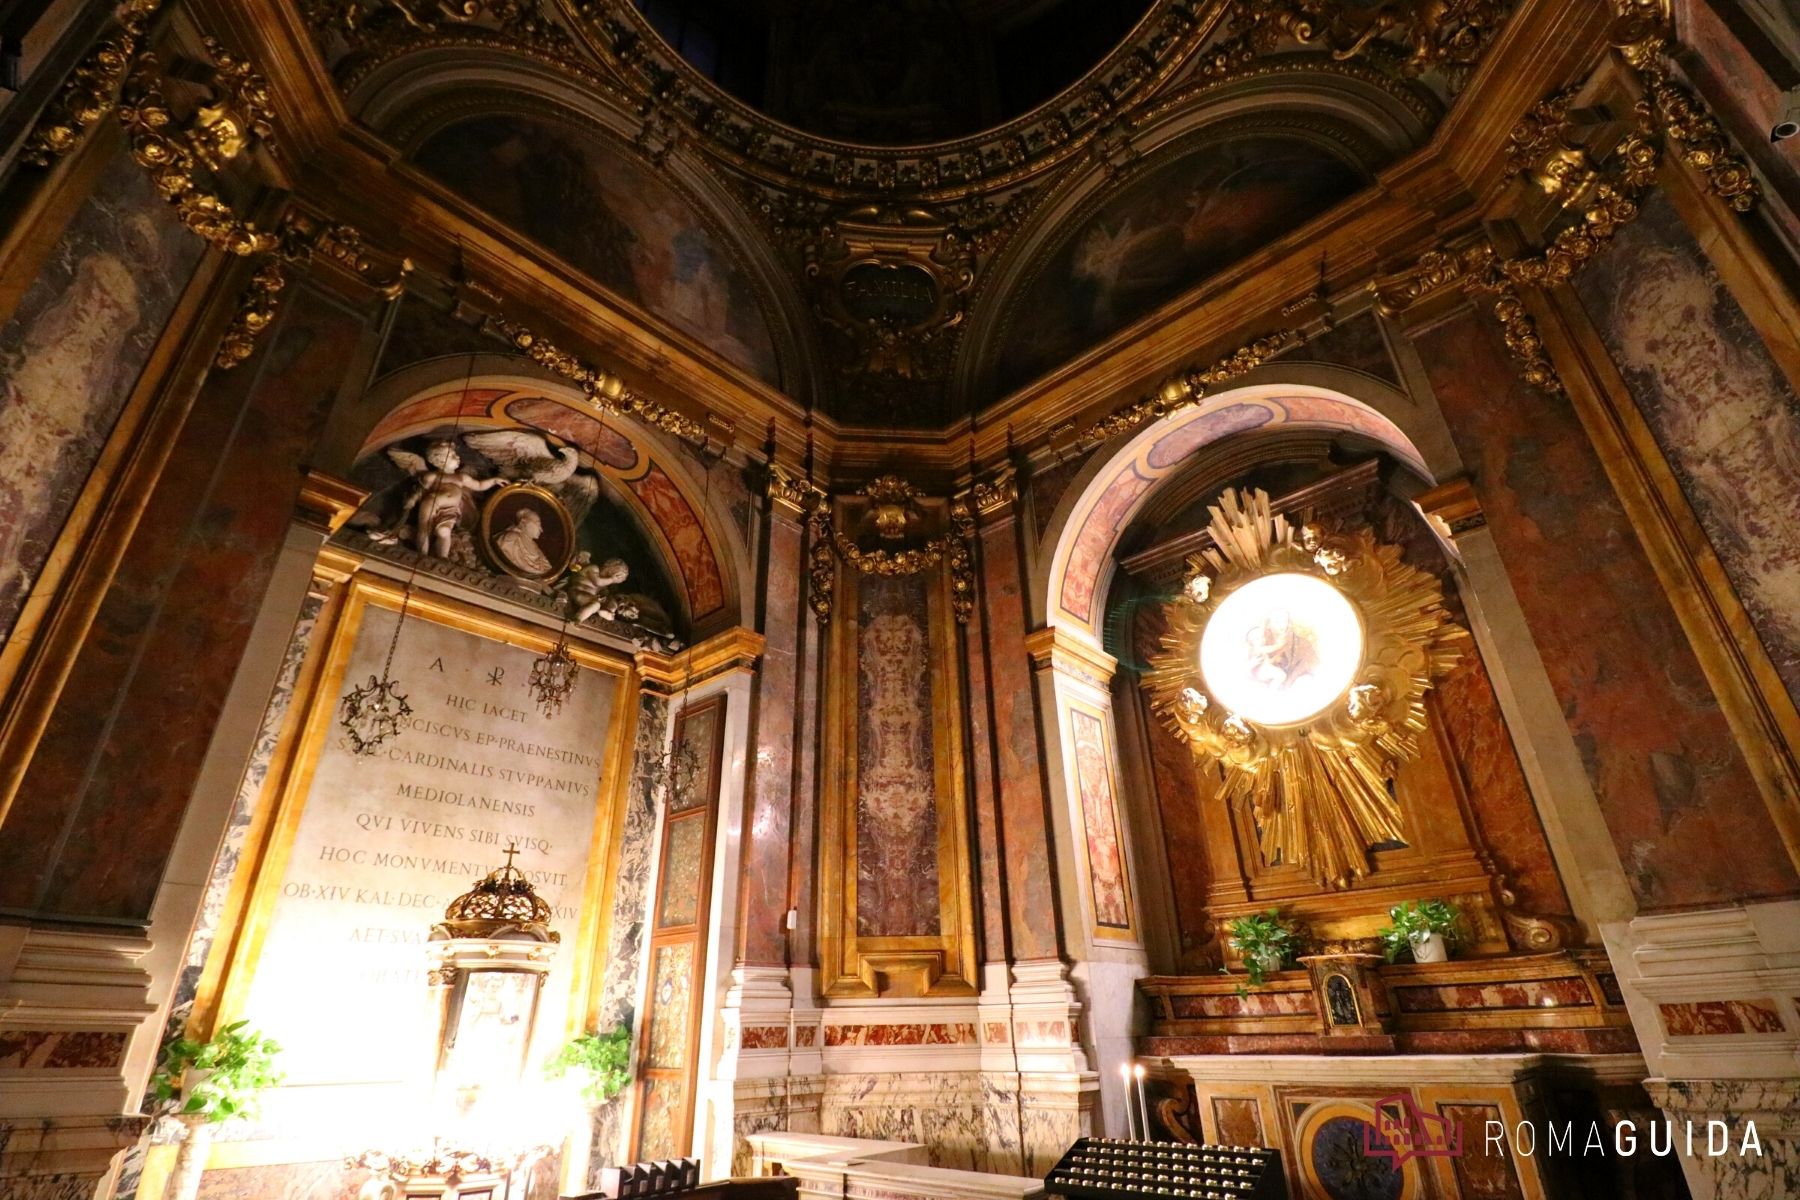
[479,484,575,583]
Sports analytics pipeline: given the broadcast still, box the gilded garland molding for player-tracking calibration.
[22,16,415,369]
[1144,488,1468,888]
[480,315,717,445]
[1059,329,1306,456]
[21,0,161,166]
[1369,0,1759,397]
[801,474,990,625]
[1196,0,1515,90]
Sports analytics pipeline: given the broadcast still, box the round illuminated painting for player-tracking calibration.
[1199,572,1364,727]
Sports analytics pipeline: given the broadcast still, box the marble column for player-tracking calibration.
[965,473,1101,1171]
[1027,625,1139,1158]
[710,467,820,1175]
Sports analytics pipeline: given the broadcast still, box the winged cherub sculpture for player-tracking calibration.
[384,439,505,558]
[561,551,636,623]
[463,429,600,521]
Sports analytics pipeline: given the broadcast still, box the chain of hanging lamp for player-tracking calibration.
[339,350,483,752]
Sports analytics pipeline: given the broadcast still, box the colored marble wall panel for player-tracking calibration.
[668,702,720,814]
[1575,193,1800,708]
[1411,307,1799,908]
[1070,708,1131,930]
[646,943,695,1069]
[739,1025,788,1050]
[1390,977,1593,1013]
[0,1030,128,1070]
[823,1022,977,1047]
[191,1160,370,1200]
[1658,998,1787,1037]
[0,145,204,644]
[1432,656,1571,917]
[739,511,802,966]
[657,815,706,929]
[637,1076,685,1162]
[1135,604,1216,970]
[0,284,373,922]
[855,573,942,938]
[1211,1097,1264,1149]
[979,513,1062,960]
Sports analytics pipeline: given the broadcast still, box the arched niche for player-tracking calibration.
[335,360,750,639]
[1032,372,1579,993]
[1039,378,1444,641]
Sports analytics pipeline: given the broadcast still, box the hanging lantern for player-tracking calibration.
[339,672,412,755]
[528,633,579,718]
[339,581,417,756]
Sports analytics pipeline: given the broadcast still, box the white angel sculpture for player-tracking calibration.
[463,429,600,523]
[385,439,505,558]
[561,551,636,623]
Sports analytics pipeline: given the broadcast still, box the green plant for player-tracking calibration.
[543,1024,633,1106]
[1377,898,1463,962]
[1223,909,1301,987]
[150,1020,284,1124]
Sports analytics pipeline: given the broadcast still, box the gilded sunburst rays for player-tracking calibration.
[1145,488,1467,888]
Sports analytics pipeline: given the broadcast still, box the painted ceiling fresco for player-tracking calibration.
[412,114,782,384]
[993,135,1367,393]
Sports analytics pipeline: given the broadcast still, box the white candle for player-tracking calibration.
[1134,1063,1150,1142]
[1119,1061,1138,1139]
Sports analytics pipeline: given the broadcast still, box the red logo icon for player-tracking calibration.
[1362,1094,1464,1165]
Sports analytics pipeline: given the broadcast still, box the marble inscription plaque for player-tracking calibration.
[243,604,615,1088]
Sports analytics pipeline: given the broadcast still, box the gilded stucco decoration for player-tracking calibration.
[1200,0,1515,88]
[1145,488,1467,888]
[1370,0,1759,396]
[21,0,161,166]
[482,315,717,446]
[807,476,978,625]
[1059,329,1306,456]
[803,208,976,384]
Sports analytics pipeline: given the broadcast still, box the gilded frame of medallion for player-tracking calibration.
[817,494,979,999]
[187,565,640,1045]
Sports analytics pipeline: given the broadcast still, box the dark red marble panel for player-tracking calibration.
[1135,603,1217,971]
[961,524,1007,963]
[0,1030,128,1069]
[738,1024,788,1050]
[736,510,802,966]
[824,1021,977,1046]
[1390,976,1593,1013]
[1412,308,1800,909]
[1435,655,1571,917]
[0,283,375,921]
[979,512,1062,960]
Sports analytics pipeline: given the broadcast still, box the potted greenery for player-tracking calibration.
[150,1020,284,1200]
[543,1024,633,1108]
[1223,909,1301,987]
[1378,899,1463,964]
